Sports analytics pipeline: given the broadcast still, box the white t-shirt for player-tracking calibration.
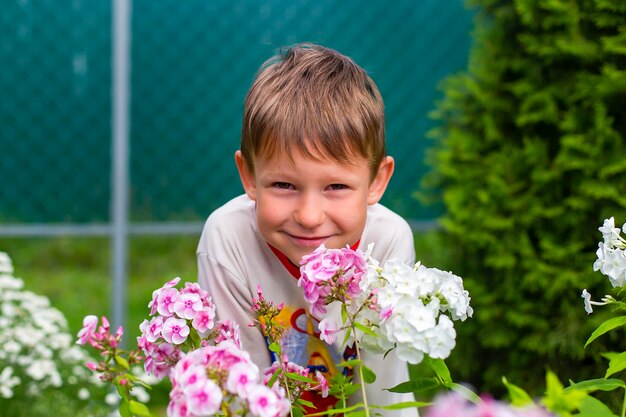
[197,194,418,416]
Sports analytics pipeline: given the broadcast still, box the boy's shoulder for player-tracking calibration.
[365,203,412,233]
[363,203,415,264]
[197,194,260,254]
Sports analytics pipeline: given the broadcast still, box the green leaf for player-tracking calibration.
[502,376,533,406]
[603,352,626,378]
[336,359,362,368]
[297,399,316,408]
[268,342,281,354]
[585,316,626,348]
[361,365,376,384]
[565,378,625,392]
[119,399,132,417]
[305,403,363,416]
[285,372,316,383]
[114,354,130,370]
[371,401,430,410]
[128,400,152,416]
[425,357,452,386]
[341,304,348,324]
[542,371,587,413]
[353,322,377,337]
[346,411,366,417]
[386,377,440,393]
[292,407,305,417]
[450,383,480,404]
[575,395,619,417]
[266,369,280,388]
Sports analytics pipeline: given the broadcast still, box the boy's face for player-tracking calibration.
[235,149,394,265]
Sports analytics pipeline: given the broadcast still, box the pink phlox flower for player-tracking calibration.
[142,316,164,343]
[167,389,190,417]
[184,379,223,416]
[142,341,181,379]
[100,316,110,331]
[173,292,203,320]
[181,281,209,300]
[85,361,99,371]
[310,301,328,318]
[144,354,172,379]
[137,333,157,355]
[148,277,180,315]
[263,361,281,386]
[380,305,393,321]
[191,306,216,336]
[157,287,180,317]
[179,363,208,389]
[215,320,242,348]
[162,317,190,344]
[314,370,329,398]
[163,276,182,288]
[76,315,98,345]
[226,362,260,398]
[318,318,339,344]
[207,340,251,369]
[247,384,283,417]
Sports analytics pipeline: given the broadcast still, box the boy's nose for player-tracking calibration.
[294,194,325,229]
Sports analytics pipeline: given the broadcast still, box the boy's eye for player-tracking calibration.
[272,182,294,190]
[327,184,348,191]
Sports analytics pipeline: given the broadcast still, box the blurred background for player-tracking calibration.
[0,0,473,414]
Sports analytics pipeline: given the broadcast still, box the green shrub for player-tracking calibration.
[421,0,626,397]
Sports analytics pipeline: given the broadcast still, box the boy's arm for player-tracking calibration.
[197,252,273,370]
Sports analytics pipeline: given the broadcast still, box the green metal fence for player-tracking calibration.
[1,0,473,225]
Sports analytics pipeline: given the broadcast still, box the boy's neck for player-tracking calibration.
[267,240,361,279]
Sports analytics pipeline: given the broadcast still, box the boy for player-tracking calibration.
[197,43,417,415]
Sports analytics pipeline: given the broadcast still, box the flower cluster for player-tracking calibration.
[299,245,368,317]
[425,392,552,417]
[363,258,473,364]
[138,277,218,379]
[593,216,626,287]
[169,340,290,417]
[582,217,626,314]
[0,251,111,416]
[299,245,473,365]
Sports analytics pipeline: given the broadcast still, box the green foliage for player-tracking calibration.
[421,0,626,398]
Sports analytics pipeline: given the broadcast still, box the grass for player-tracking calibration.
[0,230,446,413]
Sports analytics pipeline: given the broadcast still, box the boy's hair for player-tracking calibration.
[241,43,386,179]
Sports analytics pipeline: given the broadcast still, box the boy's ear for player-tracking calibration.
[367,156,394,205]
[235,150,257,201]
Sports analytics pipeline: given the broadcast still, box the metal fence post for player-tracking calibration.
[111,0,131,335]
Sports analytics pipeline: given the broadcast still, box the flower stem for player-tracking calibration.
[353,329,370,417]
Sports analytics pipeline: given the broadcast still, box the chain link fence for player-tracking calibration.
[1,0,473,228]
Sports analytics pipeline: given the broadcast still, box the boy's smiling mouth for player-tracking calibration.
[287,234,331,248]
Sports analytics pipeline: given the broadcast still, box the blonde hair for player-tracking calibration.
[241,43,386,179]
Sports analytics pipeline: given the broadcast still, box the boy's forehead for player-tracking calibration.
[253,148,369,170]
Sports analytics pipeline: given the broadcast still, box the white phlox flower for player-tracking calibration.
[0,251,110,409]
[581,289,613,315]
[0,366,21,398]
[362,258,472,364]
[594,218,626,288]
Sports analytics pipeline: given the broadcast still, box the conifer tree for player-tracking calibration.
[424,0,626,395]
